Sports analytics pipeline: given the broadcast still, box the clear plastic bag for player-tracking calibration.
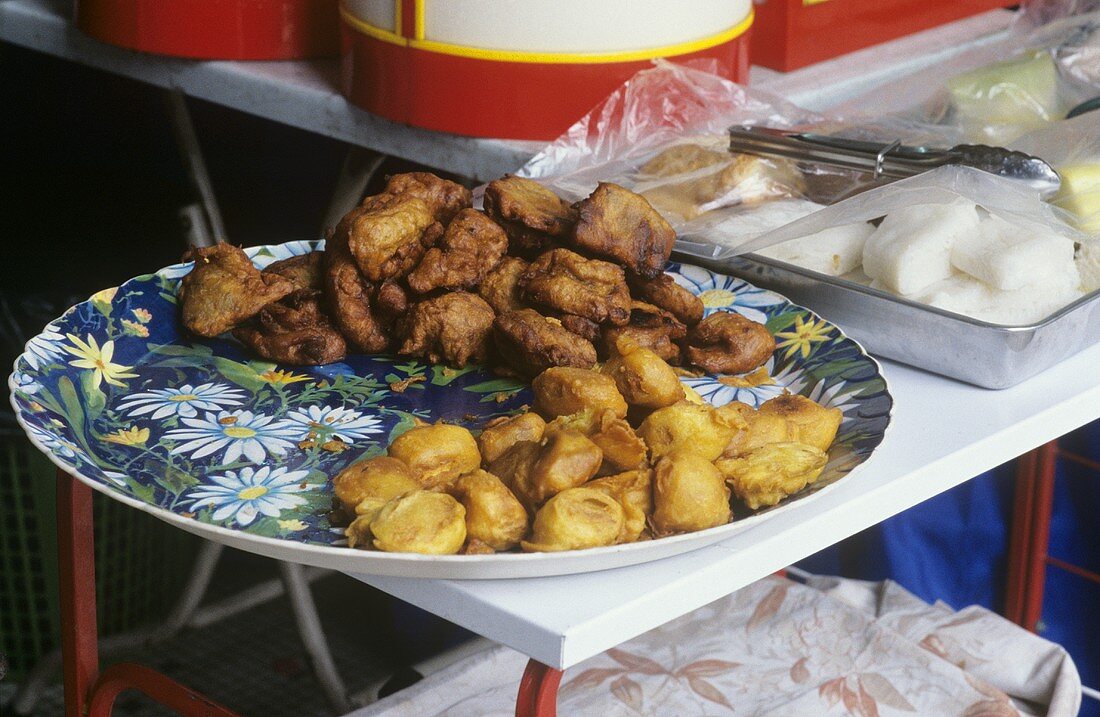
[509,61,871,250]
[830,9,1100,147]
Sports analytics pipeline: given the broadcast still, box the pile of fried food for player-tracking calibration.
[177,172,773,376]
[332,350,842,554]
[176,171,843,554]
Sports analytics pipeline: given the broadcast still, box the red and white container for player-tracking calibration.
[339,0,754,140]
[75,0,339,60]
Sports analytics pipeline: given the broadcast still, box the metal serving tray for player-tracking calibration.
[675,241,1100,389]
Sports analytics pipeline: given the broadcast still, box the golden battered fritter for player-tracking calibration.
[483,175,576,256]
[345,194,440,282]
[520,249,630,326]
[477,256,530,315]
[407,209,508,294]
[398,292,496,368]
[716,442,827,510]
[477,412,547,466]
[600,301,687,364]
[179,244,295,338]
[571,182,675,279]
[265,252,325,293]
[628,273,703,327]
[492,309,597,377]
[382,172,472,224]
[686,312,775,375]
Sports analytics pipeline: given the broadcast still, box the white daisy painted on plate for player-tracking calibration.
[285,405,383,443]
[118,382,246,420]
[786,377,864,418]
[671,264,783,324]
[681,358,787,408]
[13,371,42,395]
[164,409,299,464]
[23,323,67,370]
[183,465,311,526]
[26,422,78,459]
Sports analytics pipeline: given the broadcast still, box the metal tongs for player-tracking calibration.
[728,125,1062,197]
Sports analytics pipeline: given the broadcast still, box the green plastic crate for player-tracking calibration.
[0,433,198,681]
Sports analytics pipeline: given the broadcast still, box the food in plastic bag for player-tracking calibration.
[947,51,1063,143]
[757,222,875,277]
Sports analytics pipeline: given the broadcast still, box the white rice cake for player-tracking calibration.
[704,198,824,250]
[913,267,1084,325]
[950,214,1076,290]
[1077,240,1100,293]
[862,202,981,295]
[758,223,875,276]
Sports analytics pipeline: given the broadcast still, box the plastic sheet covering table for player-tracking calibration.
[347,574,1081,717]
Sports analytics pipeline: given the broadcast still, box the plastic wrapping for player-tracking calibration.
[511,61,871,249]
[831,10,1100,147]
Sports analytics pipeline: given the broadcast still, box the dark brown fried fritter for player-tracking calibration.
[628,272,703,326]
[323,227,390,353]
[571,182,675,279]
[179,244,295,338]
[559,315,600,342]
[477,256,530,315]
[600,301,687,364]
[265,252,325,293]
[345,194,440,282]
[398,292,495,368]
[383,172,472,224]
[686,311,775,375]
[233,293,347,366]
[407,209,508,294]
[520,249,630,326]
[493,309,597,377]
[483,175,576,256]
[373,281,408,329]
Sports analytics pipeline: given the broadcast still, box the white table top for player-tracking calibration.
[1,0,1014,180]
[350,343,1100,669]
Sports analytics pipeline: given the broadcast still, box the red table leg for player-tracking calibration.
[56,469,241,716]
[515,659,563,717]
[1004,442,1058,631]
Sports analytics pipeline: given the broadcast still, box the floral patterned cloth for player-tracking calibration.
[352,576,1080,717]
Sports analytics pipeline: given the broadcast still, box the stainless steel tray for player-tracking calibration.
[675,242,1100,389]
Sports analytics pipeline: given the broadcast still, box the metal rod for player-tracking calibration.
[278,562,351,714]
[164,88,228,244]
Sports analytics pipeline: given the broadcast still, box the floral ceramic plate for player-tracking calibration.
[9,241,892,579]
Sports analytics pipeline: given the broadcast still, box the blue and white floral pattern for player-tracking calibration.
[8,244,891,550]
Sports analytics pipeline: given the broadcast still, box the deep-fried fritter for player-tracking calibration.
[477,413,547,465]
[628,273,703,326]
[532,367,628,420]
[558,315,600,342]
[449,470,528,552]
[651,452,730,535]
[637,400,745,461]
[364,490,467,554]
[382,172,472,224]
[757,394,842,454]
[571,182,675,279]
[398,292,495,368]
[586,470,651,543]
[548,409,648,474]
[407,209,508,294]
[388,423,481,490]
[521,487,624,552]
[233,293,347,366]
[686,312,775,375]
[179,244,295,338]
[265,252,325,293]
[332,456,419,517]
[373,281,409,330]
[345,194,439,282]
[600,301,687,363]
[477,256,530,315]
[716,442,827,510]
[323,229,390,353]
[483,175,576,256]
[520,249,630,326]
[490,430,602,509]
[493,309,597,377]
[601,339,684,410]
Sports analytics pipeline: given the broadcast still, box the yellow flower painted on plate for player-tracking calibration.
[260,369,311,385]
[132,308,152,324]
[91,287,118,305]
[775,315,833,359]
[697,289,737,309]
[121,319,149,337]
[63,334,138,388]
[278,519,308,531]
[105,426,150,446]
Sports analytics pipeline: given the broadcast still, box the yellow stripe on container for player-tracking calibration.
[340,2,753,64]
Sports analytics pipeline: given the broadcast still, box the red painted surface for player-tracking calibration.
[56,471,242,716]
[74,0,339,60]
[515,659,564,717]
[57,471,99,717]
[751,0,1012,71]
[340,30,751,140]
[1004,442,1059,631]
